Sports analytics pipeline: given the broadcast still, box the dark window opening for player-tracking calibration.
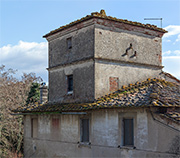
[67,37,72,49]
[123,118,134,146]
[81,119,89,142]
[67,75,73,92]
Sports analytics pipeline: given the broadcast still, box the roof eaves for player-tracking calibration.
[12,78,179,114]
[43,10,167,38]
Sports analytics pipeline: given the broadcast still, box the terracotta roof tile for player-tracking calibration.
[162,71,180,84]
[161,111,180,122]
[12,78,180,114]
[43,10,167,38]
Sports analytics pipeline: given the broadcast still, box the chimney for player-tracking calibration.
[40,82,48,104]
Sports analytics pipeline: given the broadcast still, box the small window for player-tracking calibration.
[67,37,72,49]
[67,75,73,93]
[123,118,134,146]
[31,118,38,138]
[80,119,89,142]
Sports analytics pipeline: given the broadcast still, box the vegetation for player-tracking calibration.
[0,65,42,158]
[26,82,40,105]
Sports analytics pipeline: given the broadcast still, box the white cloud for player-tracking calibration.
[0,41,48,82]
[163,25,180,38]
[163,50,171,56]
[163,39,171,42]
[176,34,180,42]
[1,40,179,82]
[163,56,180,79]
[174,50,180,55]
[162,49,180,79]
[163,50,180,56]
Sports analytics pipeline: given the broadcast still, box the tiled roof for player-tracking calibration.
[161,111,180,122]
[162,71,180,84]
[43,10,167,38]
[13,78,180,114]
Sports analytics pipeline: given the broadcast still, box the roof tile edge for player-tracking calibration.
[43,9,167,38]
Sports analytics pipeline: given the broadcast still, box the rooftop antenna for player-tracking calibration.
[144,18,163,28]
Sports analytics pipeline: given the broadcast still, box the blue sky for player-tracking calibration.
[0,0,180,83]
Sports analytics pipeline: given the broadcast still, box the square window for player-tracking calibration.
[80,119,89,142]
[67,37,72,49]
[123,118,134,146]
[67,75,73,93]
[31,118,38,138]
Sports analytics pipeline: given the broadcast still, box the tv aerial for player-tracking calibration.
[144,18,163,28]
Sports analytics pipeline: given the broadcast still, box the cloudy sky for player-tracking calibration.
[0,0,180,83]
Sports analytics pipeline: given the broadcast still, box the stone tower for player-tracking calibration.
[43,10,166,104]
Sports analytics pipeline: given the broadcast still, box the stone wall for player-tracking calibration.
[48,24,94,68]
[46,18,165,103]
[94,26,162,67]
[48,60,94,103]
[94,60,162,99]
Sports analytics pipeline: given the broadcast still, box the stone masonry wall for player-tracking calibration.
[46,18,165,103]
[94,26,162,66]
[48,24,94,68]
[95,60,162,99]
[48,60,94,103]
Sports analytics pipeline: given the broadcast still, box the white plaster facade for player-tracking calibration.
[23,108,179,157]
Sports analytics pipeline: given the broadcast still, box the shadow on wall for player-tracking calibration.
[168,135,180,155]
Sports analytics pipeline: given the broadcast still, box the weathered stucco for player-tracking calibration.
[94,60,162,98]
[94,26,162,66]
[23,108,179,158]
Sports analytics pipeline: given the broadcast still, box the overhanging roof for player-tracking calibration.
[12,78,180,114]
[43,10,167,38]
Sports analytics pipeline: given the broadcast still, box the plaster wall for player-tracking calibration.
[94,60,162,98]
[94,27,162,66]
[48,60,94,103]
[23,108,179,158]
[147,111,180,153]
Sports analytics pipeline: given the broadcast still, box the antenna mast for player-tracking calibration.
[144,18,163,28]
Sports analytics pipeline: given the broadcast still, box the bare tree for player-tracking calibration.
[0,65,42,158]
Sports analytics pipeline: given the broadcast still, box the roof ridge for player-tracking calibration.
[43,9,167,38]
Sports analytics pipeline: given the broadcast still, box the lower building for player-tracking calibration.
[13,78,180,158]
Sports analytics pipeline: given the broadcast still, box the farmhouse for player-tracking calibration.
[13,10,180,158]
